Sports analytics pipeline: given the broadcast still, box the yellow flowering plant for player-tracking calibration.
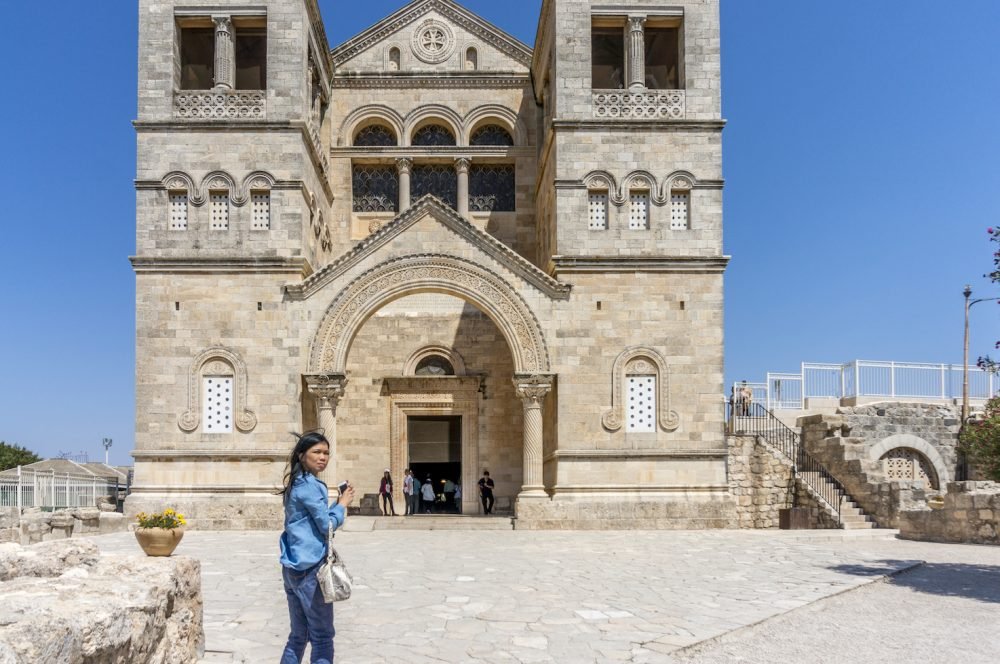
[135,508,187,530]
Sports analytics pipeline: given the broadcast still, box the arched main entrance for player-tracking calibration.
[304,254,554,510]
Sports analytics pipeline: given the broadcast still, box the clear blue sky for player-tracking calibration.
[1,1,997,465]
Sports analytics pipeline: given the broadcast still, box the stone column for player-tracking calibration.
[304,374,348,490]
[455,157,471,217]
[212,16,235,90]
[627,16,646,90]
[396,158,412,212]
[513,375,553,497]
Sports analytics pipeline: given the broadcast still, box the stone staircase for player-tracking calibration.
[370,515,514,531]
[797,472,874,529]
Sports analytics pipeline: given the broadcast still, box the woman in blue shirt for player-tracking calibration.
[278,431,354,664]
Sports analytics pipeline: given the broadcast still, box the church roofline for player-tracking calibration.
[330,0,533,69]
[285,195,571,301]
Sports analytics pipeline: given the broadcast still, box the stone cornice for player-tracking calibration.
[285,195,571,301]
[131,449,289,460]
[545,449,727,462]
[551,256,730,274]
[130,256,312,276]
[331,0,532,69]
[331,146,533,159]
[331,72,529,89]
[551,119,726,132]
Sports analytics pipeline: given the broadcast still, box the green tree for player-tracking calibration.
[960,397,1000,481]
[977,226,1000,370]
[0,441,42,471]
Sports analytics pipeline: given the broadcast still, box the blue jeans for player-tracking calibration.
[280,563,334,664]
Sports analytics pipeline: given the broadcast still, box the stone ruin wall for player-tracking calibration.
[899,481,1000,545]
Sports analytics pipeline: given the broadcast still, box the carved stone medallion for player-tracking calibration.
[411,19,455,64]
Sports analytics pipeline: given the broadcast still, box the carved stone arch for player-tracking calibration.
[463,105,524,145]
[162,171,200,205]
[198,171,238,206]
[583,170,620,204]
[622,170,663,205]
[659,170,698,201]
[339,105,405,147]
[239,170,276,204]
[309,254,550,375]
[602,346,679,432]
[403,345,468,376]
[178,346,257,433]
[405,105,463,146]
[868,433,950,487]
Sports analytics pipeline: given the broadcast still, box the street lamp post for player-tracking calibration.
[102,438,113,466]
[962,285,1000,423]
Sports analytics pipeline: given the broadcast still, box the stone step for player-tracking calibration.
[841,520,875,530]
[371,515,514,531]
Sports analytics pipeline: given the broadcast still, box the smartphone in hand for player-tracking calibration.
[337,481,349,494]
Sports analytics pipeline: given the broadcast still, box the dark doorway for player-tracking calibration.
[408,416,461,513]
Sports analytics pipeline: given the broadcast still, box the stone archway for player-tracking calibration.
[304,254,553,503]
[868,433,951,488]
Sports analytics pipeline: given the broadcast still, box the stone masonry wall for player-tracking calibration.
[0,507,126,546]
[899,481,1000,545]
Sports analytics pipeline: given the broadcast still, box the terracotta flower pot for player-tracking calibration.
[135,527,185,556]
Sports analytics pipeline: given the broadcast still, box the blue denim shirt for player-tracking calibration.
[279,473,346,571]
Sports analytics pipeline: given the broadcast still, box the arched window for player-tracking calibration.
[415,355,456,376]
[354,124,397,147]
[412,123,456,146]
[470,124,514,146]
[388,47,401,71]
[179,347,257,434]
[465,47,478,71]
[880,448,939,489]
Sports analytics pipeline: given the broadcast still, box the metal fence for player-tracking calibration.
[0,468,120,510]
[734,360,997,411]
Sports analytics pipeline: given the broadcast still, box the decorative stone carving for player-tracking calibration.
[411,19,455,64]
[593,91,685,120]
[514,374,553,495]
[174,91,266,120]
[212,15,235,90]
[179,347,257,433]
[309,255,550,376]
[304,374,348,413]
[602,347,680,432]
[627,16,646,90]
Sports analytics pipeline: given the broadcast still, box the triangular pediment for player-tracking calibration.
[331,0,532,73]
[285,196,570,301]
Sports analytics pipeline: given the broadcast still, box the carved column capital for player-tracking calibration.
[513,374,553,405]
[454,157,472,174]
[305,373,348,412]
[396,157,413,175]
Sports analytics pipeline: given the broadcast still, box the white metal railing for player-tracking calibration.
[0,468,119,510]
[733,360,998,411]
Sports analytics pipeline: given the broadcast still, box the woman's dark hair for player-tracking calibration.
[279,431,329,504]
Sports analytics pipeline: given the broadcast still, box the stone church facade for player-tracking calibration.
[129,0,731,529]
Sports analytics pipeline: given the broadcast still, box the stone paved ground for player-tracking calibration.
[91,524,1000,663]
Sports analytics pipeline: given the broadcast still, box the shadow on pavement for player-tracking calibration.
[830,560,1000,604]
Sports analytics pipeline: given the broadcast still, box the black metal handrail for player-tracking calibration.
[728,401,849,522]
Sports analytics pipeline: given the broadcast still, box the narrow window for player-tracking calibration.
[588,192,608,230]
[169,192,189,230]
[210,192,229,230]
[465,47,478,71]
[251,192,270,230]
[628,191,649,229]
[591,25,625,89]
[202,376,233,433]
[469,165,515,212]
[644,26,680,89]
[626,375,656,432]
[234,26,267,89]
[670,191,689,229]
[180,27,215,89]
[388,47,401,71]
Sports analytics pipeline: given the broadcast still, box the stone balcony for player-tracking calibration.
[174,89,266,120]
[593,90,685,120]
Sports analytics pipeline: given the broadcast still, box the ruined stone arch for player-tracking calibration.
[309,255,550,376]
[178,346,257,433]
[868,433,950,488]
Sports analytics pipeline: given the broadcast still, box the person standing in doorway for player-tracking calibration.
[442,478,456,512]
[478,470,495,515]
[402,468,413,516]
[379,469,395,516]
[410,473,421,516]
[421,476,435,513]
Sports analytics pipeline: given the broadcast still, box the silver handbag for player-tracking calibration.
[317,524,353,603]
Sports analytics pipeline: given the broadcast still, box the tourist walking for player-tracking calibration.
[478,470,495,515]
[379,469,395,516]
[278,431,355,664]
[421,476,436,513]
[403,468,413,516]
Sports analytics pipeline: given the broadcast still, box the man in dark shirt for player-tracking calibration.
[478,470,495,515]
